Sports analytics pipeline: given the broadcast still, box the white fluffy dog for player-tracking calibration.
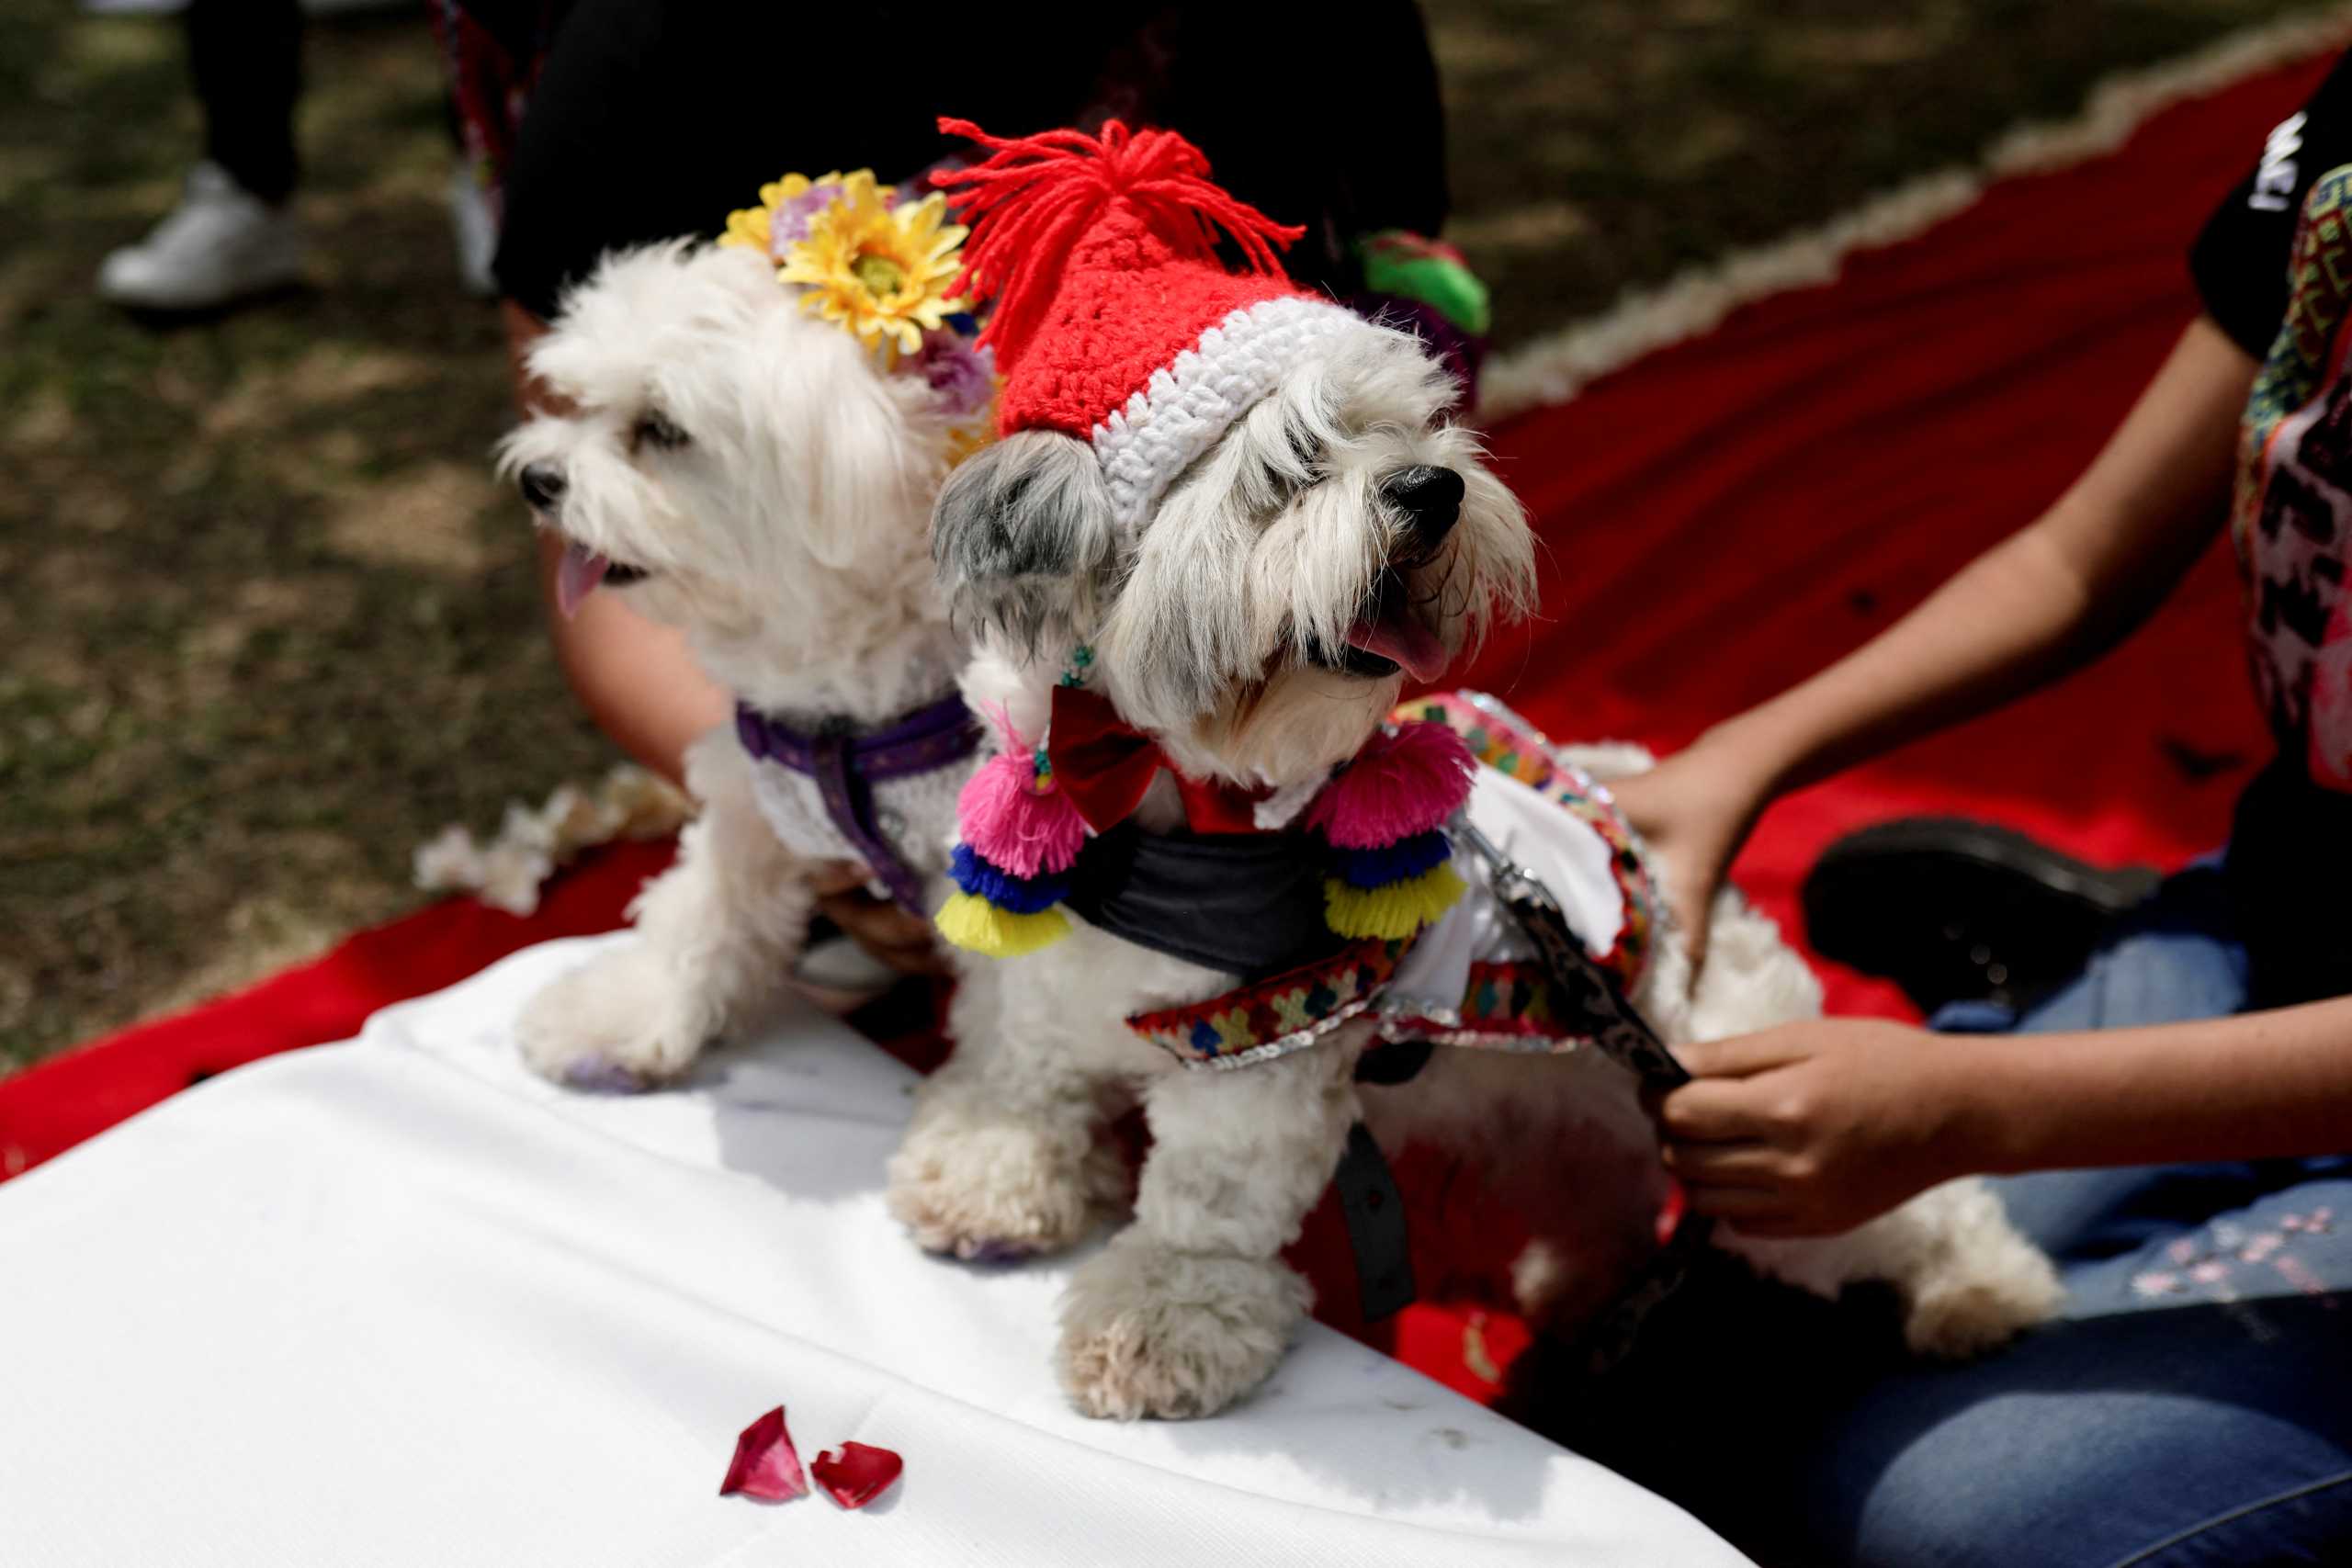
[891,319,2060,1421]
[499,240,980,1089]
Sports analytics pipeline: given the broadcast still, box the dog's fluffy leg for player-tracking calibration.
[1723,1181,2064,1357]
[1678,886,2062,1353]
[1057,1041,1359,1420]
[886,954,1130,1260]
[517,728,813,1089]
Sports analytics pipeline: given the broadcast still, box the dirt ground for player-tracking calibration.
[1,0,2328,1070]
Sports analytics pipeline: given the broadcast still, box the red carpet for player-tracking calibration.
[2,47,2327,1398]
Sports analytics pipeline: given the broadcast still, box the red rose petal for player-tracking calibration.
[810,1441,903,1509]
[719,1405,808,1502]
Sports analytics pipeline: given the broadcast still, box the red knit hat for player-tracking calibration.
[934,118,1387,531]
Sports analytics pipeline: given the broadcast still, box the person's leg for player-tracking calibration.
[1939,862,2263,1258]
[1792,1170,2352,1568]
[1781,874,2350,1565]
[187,0,303,205]
[98,0,306,311]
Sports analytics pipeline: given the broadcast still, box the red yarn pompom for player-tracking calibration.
[932,118,1303,381]
[1305,722,1477,850]
[957,748,1089,878]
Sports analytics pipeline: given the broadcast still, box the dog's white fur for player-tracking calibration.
[499,243,973,1087]
[893,324,2060,1420]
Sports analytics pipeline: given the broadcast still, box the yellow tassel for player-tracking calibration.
[935,890,1071,957]
[1323,863,1467,942]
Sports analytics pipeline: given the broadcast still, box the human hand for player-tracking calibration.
[809,865,951,978]
[1649,1019,1980,1237]
[1609,734,1773,967]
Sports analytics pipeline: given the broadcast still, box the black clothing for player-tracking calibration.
[490,1,1450,322]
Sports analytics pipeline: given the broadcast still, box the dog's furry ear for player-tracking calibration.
[931,429,1118,648]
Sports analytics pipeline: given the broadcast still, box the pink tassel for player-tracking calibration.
[958,748,1089,878]
[1306,721,1476,850]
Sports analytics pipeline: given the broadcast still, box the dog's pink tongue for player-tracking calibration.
[555,543,609,620]
[1346,607,1449,683]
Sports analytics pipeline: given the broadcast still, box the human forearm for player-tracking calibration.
[1953,996,2352,1176]
[1662,998,2352,1235]
[1701,523,2104,798]
[1688,316,2254,802]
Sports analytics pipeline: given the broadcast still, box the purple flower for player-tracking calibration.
[908,329,996,416]
[767,182,844,259]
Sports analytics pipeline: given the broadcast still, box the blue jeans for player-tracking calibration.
[1554,865,2352,1567]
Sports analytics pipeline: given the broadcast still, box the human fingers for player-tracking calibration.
[1659,1139,1785,1185]
[1670,1027,1812,1081]
[1650,1079,1776,1143]
[808,863,881,897]
[816,889,951,976]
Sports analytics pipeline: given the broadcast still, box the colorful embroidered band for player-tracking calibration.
[1395,691,1658,985]
[1128,938,1407,1070]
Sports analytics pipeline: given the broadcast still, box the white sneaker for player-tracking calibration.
[96,162,305,313]
[447,161,500,299]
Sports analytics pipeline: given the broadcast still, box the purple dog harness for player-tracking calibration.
[734,693,981,913]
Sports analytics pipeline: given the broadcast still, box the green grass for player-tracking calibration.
[1,0,2332,1069]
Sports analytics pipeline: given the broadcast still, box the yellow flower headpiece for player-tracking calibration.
[721,169,969,357]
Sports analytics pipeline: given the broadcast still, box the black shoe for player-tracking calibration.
[1802,818,2160,1016]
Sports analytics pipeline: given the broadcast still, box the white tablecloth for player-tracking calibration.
[0,937,1750,1566]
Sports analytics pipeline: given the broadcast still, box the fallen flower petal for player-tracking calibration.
[811,1441,903,1509]
[720,1406,808,1502]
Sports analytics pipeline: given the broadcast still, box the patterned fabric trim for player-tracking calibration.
[1390,691,1657,989]
[1451,960,1563,1039]
[1375,960,1594,1055]
[1128,938,1406,1070]
[1129,948,1601,1069]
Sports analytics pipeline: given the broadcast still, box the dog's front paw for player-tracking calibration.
[516,944,716,1090]
[1884,1180,2066,1358]
[1057,1235,1310,1420]
[1903,1246,2064,1359]
[887,1099,1123,1261]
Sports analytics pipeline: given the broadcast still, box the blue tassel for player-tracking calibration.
[950,843,1071,914]
[1331,829,1452,890]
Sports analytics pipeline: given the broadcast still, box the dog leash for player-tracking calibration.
[1454,818,1713,1377]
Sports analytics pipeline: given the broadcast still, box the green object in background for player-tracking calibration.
[1358,231,1492,337]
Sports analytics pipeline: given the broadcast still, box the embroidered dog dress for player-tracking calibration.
[1125,693,1665,1069]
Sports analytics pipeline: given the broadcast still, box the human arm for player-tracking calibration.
[1650,998,2352,1235]
[1613,315,2258,956]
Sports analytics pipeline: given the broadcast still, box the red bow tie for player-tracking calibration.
[1046,685,1272,835]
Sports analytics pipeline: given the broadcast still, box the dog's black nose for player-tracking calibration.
[1383,465,1464,548]
[519,462,567,512]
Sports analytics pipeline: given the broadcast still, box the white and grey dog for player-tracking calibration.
[499,241,981,1089]
[891,322,2060,1420]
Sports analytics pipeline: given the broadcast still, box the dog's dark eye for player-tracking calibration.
[633,412,689,452]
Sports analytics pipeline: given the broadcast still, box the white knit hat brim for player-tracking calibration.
[1088,296,1376,533]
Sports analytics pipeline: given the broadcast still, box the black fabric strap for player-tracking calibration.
[1061,825,1348,981]
[1333,1122,1416,1323]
